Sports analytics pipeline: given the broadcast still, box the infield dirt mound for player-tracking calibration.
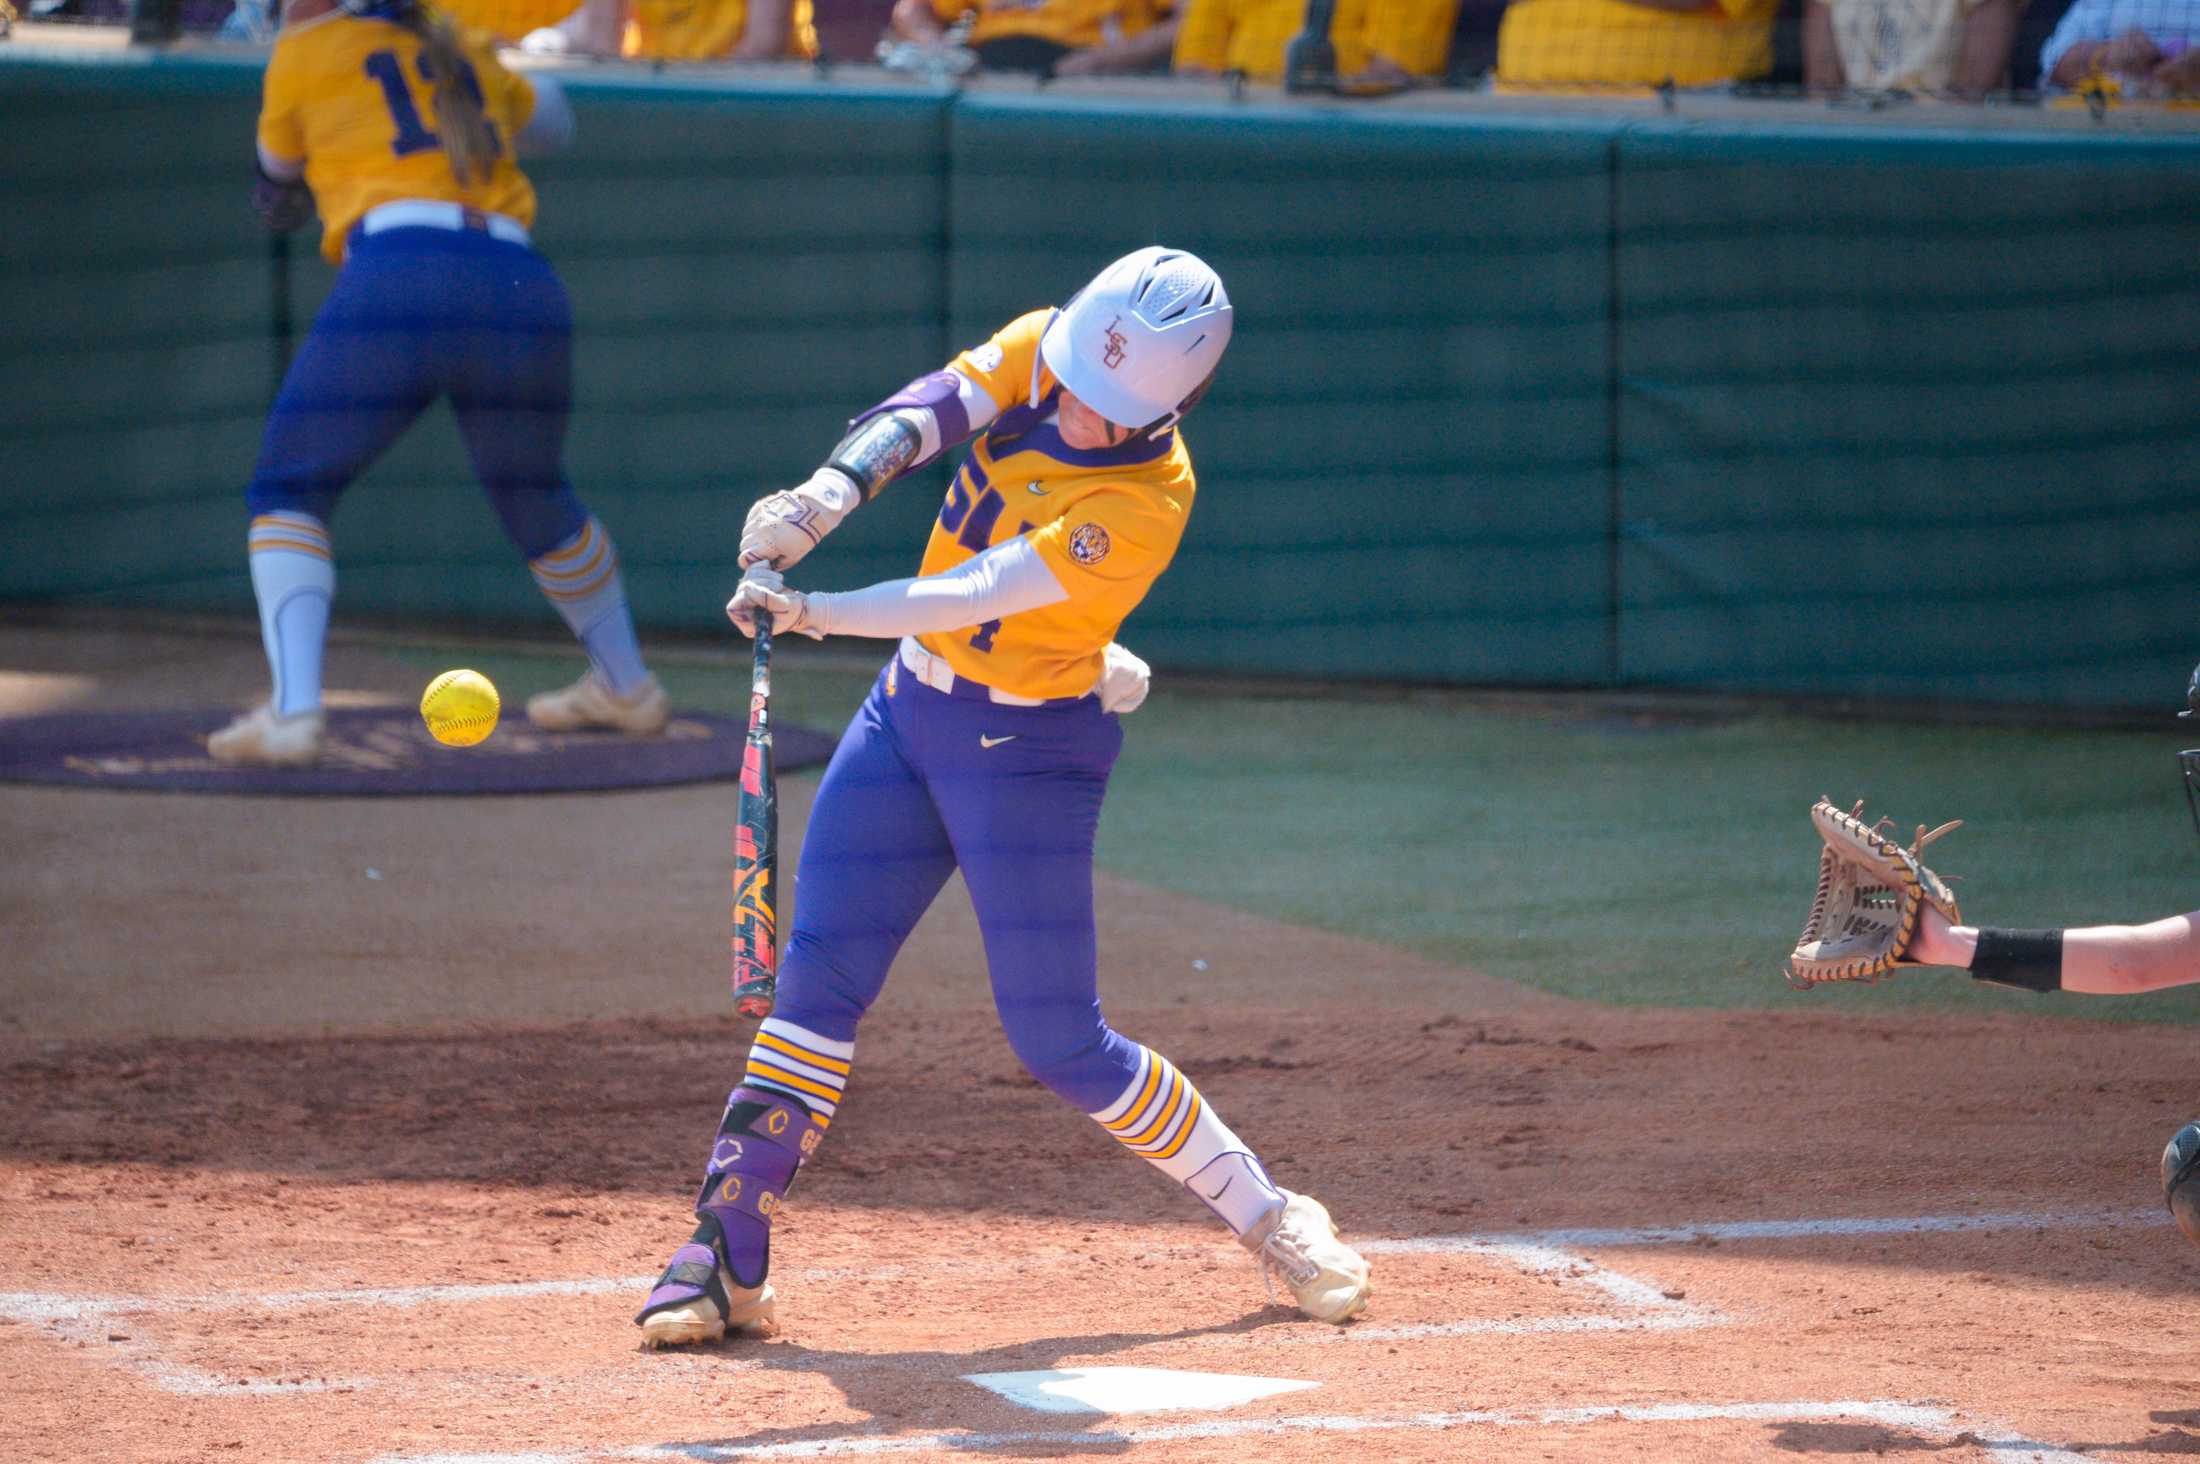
[6,618,2200,1462]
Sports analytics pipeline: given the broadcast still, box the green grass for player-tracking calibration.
[384,637,2200,1022]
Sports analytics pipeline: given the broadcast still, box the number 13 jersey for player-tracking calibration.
[258,7,541,264]
[916,309,1198,702]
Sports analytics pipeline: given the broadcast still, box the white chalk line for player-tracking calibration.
[1,1204,2162,1397]
[362,1398,2094,1463]
[4,1201,2157,1326]
[1361,1204,2163,1256]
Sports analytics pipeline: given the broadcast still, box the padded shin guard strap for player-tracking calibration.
[634,1215,732,1324]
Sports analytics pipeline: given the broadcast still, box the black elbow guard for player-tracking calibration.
[824,409,926,502]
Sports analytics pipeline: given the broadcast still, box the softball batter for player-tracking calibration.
[635,246,1372,1346]
[214,0,664,766]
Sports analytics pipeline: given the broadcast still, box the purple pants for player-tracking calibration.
[770,654,1141,1111]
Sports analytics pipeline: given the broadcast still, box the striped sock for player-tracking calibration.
[246,512,334,718]
[740,1017,853,1126]
[527,516,649,697]
[1091,1045,1285,1239]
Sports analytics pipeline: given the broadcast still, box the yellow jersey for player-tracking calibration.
[928,0,1171,51]
[258,7,540,264]
[1173,0,1456,81]
[1495,0,1776,86]
[623,0,818,59]
[1358,0,1463,75]
[913,310,1196,701]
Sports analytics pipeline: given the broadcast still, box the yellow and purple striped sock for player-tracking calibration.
[741,1017,853,1127]
[1091,1045,1284,1238]
[527,516,648,696]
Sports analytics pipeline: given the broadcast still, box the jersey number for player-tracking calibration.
[363,49,501,160]
[939,472,1008,554]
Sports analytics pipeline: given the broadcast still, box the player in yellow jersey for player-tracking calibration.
[632,248,1374,1347]
[215,0,667,766]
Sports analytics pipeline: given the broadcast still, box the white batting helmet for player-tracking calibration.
[1037,246,1233,436]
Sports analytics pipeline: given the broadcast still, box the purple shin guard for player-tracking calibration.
[691,1088,826,1288]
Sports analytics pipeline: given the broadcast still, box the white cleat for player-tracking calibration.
[207,705,326,767]
[525,671,670,736]
[637,1284,776,1350]
[1247,1190,1371,1324]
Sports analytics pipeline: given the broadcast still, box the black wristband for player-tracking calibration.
[1968,927,2064,993]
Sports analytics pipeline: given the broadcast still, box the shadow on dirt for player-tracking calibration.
[642,1311,1297,1457]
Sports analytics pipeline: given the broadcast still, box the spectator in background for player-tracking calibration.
[2037,0,2200,91]
[1172,0,1462,85]
[886,0,1177,73]
[1803,0,2023,95]
[1494,0,1779,85]
[523,0,813,59]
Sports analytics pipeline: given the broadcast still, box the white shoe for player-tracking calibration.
[207,705,325,767]
[525,671,669,735]
[1247,1190,1371,1324]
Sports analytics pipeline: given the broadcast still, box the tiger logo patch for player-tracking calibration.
[1068,522,1111,566]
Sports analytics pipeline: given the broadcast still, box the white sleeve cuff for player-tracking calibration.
[256,141,305,182]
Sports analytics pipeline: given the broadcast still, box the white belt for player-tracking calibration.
[897,637,1049,707]
[360,200,531,248]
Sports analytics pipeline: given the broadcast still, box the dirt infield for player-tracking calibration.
[5,624,2199,1462]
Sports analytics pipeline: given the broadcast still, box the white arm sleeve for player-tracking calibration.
[806,536,1068,639]
[516,74,575,155]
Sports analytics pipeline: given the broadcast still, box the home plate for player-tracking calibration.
[964,1366,1320,1415]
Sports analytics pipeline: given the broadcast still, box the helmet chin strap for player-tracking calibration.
[1028,309,1060,411]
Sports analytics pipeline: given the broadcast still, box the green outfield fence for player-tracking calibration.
[3,49,2197,707]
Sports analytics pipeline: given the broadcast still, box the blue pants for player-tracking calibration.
[773,657,1139,1112]
[245,226,586,557]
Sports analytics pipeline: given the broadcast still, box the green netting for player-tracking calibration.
[1613,126,2200,705]
[2,53,2196,706]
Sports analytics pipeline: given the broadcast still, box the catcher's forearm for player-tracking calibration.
[1950,915,2200,995]
[1960,927,2062,993]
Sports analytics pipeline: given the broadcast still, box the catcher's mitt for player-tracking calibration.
[1784,798,1962,989]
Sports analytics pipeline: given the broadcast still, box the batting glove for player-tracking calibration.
[1098,641,1151,715]
[726,568,826,640]
[740,468,861,572]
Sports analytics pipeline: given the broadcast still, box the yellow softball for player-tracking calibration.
[420,669,500,748]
